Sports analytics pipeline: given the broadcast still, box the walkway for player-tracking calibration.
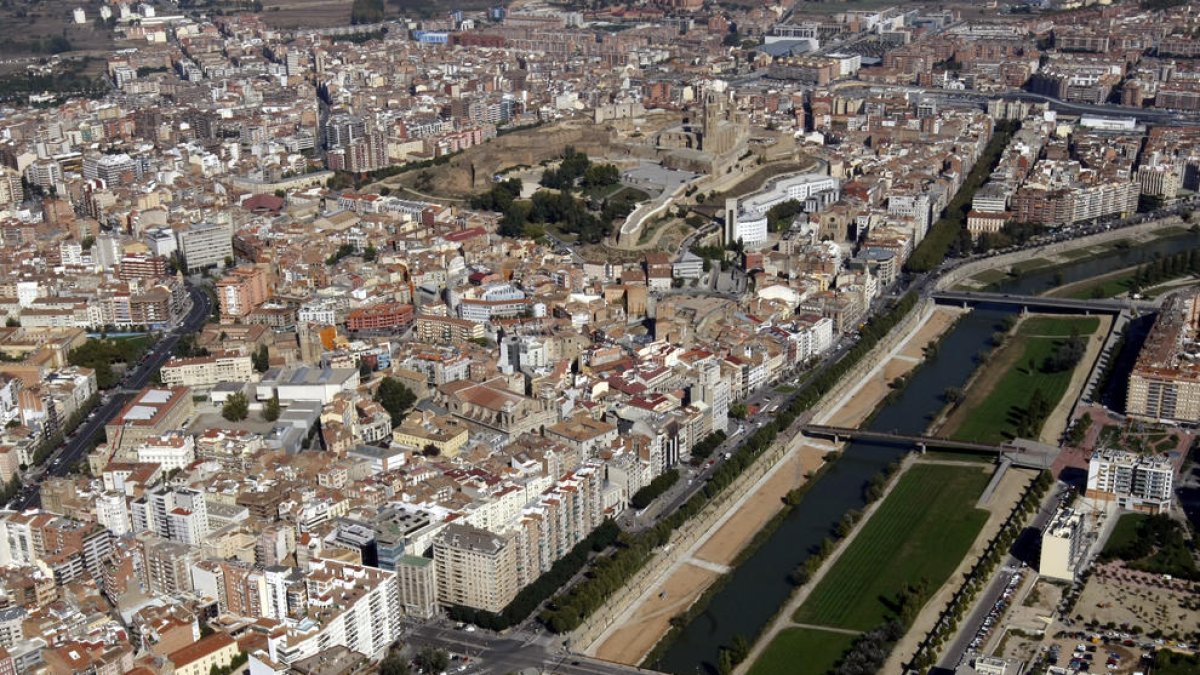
[790,623,863,636]
[686,557,731,575]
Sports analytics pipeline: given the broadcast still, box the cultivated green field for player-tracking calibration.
[950,317,1099,444]
[791,464,990,631]
[748,628,857,675]
[1019,317,1100,337]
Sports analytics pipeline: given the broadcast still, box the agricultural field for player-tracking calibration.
[748,628,857,675]
[791,464,990,631]
[945,316,1100,444]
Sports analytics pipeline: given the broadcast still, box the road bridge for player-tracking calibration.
[930,290,1158,314]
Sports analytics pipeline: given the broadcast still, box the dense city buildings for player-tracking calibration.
[0,0,1197,672]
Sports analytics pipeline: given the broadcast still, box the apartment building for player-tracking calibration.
[265,560,401,665]
[177,222,233,272]
[1127,292,1200,423]
[414,315,486,345]
[159,351,254,388]
[346,302,414,332]
[216,266,271,320]
[1039,508,1085,582]
[131,487,210,545]
[1085,449,1174,514]
[433,523,520,613]
[167,633,240,675]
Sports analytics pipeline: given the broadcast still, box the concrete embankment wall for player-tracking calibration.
[571,297,935,657]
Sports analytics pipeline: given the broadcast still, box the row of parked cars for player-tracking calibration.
[968,570,1024,653]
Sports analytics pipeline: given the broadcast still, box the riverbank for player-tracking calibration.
[592,305,964,666]
[742,460,1001,675]
[591,445,826,665]
[936,315,1107,445]
[939,217,1193,292]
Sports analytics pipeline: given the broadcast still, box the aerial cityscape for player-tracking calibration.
[0,0,1198,673]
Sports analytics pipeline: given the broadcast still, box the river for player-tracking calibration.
[652,232,1200,675]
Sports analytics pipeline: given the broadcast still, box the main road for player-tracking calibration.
[404,623,656,675]
[934,482,1067,672]
[7,285,212,511]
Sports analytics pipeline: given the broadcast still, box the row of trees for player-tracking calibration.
[1015,388,1053,439]
[630,469,680,510]
[908,470,1054,671]
[541,294,924,637]
[689,430,727,460]
[906,121,1020,272]
[446,519,621,631]
[1130,248,1200,293]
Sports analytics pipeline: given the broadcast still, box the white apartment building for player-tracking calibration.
[95,492,132,536]
[134,433,196,472]
[160,352,254,388]
[177,222,233,272]
[131,488,211,546]
[1039,507,1085,582]
[264,560,401,665]
[455,283,529,323]
[1085,449,1174,514]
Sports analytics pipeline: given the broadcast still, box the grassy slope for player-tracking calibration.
[748,628,858,675]
[950,317,1099,444]
[792,464,990,631]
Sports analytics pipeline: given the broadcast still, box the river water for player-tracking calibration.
[652,232,1200,675]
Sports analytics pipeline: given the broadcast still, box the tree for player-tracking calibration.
[729,402,748,419]
[4,317,18,327]
[263,394,281,422]
[414,647,449,674]
[379,650,411,675]
[252,345,270,373]
[580,163,619,189]
[375,377,417,425]
[943,386,965,405]
[363,243,378,262]
[222,392,249,422]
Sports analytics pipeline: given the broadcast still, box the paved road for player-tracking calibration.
[935,482,1067,671]
[406,624,654,675]
[8,285,211,511]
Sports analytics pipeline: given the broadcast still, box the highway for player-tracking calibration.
[7,285,211,511]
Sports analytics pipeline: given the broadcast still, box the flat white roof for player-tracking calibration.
[125,405,157,421]
[140,389,173,404]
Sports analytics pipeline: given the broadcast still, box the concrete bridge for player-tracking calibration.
[930,290,1158,314]
[801,425,1058,469]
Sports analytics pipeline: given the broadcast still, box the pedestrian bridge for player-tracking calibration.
[800,425,1058,469]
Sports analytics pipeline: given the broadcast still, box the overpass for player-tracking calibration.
[930,290,1158,314]
[801,425,1058,469]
